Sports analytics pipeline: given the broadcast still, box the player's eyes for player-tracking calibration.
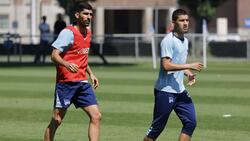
[179,19,189,22]
[82,12,93,16]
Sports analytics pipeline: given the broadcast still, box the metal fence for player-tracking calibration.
[0,33,250,68]
[92,33,250,68]
[0,33,23,62]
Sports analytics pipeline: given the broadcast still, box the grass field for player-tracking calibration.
[0,60,250,141]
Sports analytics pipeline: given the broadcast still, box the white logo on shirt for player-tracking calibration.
[77,48,89,54]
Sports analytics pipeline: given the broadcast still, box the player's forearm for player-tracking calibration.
[161,57,191,71]
[51,55,66,66]
[162,61,190,71]
[51,49,68,67]
[86,65,94,76]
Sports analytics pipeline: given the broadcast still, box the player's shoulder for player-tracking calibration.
[59,28,73,36]
[161,32,174,44]
[163,32,175,41]
[53,29,74,45]
[61,28,73,33]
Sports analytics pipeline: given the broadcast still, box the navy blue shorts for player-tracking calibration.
[146,89,196,139]
[54,82,98,109]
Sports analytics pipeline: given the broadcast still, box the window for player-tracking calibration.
[105,10,143,34]
[0,0,10,5]
[0,15,9,29]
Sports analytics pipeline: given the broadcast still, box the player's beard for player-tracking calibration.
[78,18,91,28]
[178,26,188,34]
[83,18,91,27]
[183,28,188,33]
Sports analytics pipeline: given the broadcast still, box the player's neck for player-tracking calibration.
[173,31,185,41]
[173,31,184,38]
[74,25,87,37]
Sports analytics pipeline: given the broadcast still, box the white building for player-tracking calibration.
[0,0,66,44]
[0,0,177,44]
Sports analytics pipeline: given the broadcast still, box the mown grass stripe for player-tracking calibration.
[1,89,249,106]
[0,89,53,98]
[0,107,249,132]
[189,87,250,98]
[3,86,249,100]
[1,97,249,117]
[0,75,55,83]
[192,81,250,89]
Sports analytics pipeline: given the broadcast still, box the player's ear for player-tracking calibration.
[171,21,175,27]
[75,12,80,19]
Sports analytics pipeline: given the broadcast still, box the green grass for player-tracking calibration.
[0,61,250,141]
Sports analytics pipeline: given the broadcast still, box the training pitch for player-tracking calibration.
[0,61,249,141]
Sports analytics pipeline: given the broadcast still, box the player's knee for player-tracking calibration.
[90,112,101,123]
[182,120,196,135]
[189,120,197,131]
[52,116,63,126]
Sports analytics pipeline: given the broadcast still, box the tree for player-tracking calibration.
[178,0,227,33]
[57,0,96,23]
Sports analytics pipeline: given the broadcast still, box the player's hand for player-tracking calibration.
[187,74,196,86]
[66,62,79,73]
[189,62,203,72]
[89,74,99,89]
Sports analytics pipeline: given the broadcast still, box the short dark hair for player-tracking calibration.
[172,9,188,21]
[73,1,93,13]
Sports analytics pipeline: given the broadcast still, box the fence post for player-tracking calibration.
[99,42,103,55]
[247,40,250,59]
[18,36,22,62]
[135,36,139,59]
[191,34,195,58]
[151,35,157,69]
[202,19,208,68]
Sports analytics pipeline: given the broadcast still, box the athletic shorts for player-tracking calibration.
[146,89,196,139]
[54,81,98,109]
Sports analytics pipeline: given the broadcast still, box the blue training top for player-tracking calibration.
[155,32,189,93]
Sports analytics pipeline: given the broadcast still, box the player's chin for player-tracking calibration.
[84,23,90,27]
[183,29,188,33]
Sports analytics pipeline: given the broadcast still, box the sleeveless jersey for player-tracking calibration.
[56,25,91,82]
